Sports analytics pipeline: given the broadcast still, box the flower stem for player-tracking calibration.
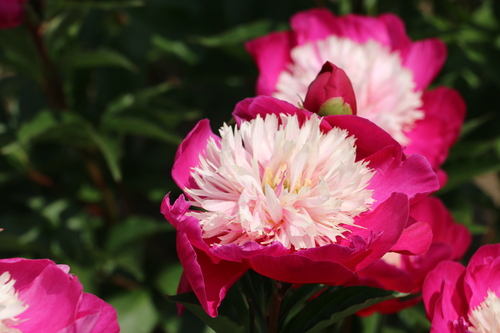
[267,280,292,333]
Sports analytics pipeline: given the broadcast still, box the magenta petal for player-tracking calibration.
[248,253,357,286]
[246,31,296,95]
[402,38,447,91]
[377,13,411,56]
[422,261,468,328]
[176,231,247,317]
[390,221,432,255]
[322,115,399,160]
[74,293,120,333]
[290,8,338,44]
[172,119,219,190]
[233,96,312,125]
[345,193,409,270]
[464,244,500,309]
[356,259,413,293]
[0,1,25,29]
[405,88,466,169]
[367,151,439,205]
[16,264,82,332]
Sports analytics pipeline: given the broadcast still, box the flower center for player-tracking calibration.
[0,272,27,333]
[274,36,423,144]
[186,114,375,250]
[469,290,500,333]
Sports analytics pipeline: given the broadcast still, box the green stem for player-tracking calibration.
[267,280,292,333]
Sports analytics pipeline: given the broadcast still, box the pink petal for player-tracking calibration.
[367,150,439,206]
[344,193,410,270]
[176,231,248,317]
[290,8,339,44]
[356,259,413,293]
[322,115,400,161]
[464,244,500,309]
[16,264,83,332]
[171,119,220,190]
[248,253,357,286]
[422,261,468,327]
[377,13,412,57]
[245,31,296,96]
[390,221,432,255]
[404,87,466,170]
[0,1,24,29]
[410,196,471,259]
[73,293,120,333]
[402,38,447,91]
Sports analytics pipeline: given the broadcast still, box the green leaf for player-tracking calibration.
[192,20,272,48]
[167,292,245,333]
[106,216,172,252]
[151,35,199,64]
[109,290,159,333]
[89,132,122,182]
[63,0,145,9]
[282,286,396,333]
[60,48,137,72]
[101,115,181,145]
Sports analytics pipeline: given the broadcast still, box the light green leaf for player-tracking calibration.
[192,20,272,47]
[109,290,158,333]
[60,49,137,71]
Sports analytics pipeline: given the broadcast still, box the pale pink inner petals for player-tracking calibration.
[186,114,375,250]
[0,272,27,333]
[469,290,500,333]
[274,36,423,144]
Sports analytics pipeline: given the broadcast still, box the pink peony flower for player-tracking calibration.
[356,196,472,315]
[422,244,500,333]
[0,258,119,333]
[0,0,28,29]
[162,92,439,317]
[246,8,466,184]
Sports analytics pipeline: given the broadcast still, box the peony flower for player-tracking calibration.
[162,92,439,317]
[246,8,466,184]
[422,244,500,333]
[0,0,28,29]
[0,258,119,333]
[356,196,472,315]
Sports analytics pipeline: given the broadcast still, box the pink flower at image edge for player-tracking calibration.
[0,258,119,333]
[423,244,500,332]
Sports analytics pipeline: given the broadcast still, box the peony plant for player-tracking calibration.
[246,8,466,185]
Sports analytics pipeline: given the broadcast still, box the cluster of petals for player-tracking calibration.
[356,196,472,315]
[0,258,119,333]
[246,8,466,184]
[423,244,500,333]
[0,0,28,29]
[162,88,439,316]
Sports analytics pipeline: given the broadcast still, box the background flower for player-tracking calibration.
[0,258,119,333]
[422,244,500,333]
[356,196,472,315]
[246,8,466,184]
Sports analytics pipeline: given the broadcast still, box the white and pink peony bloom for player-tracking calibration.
[246,8,465,184]
[162,82,439,316]
[423,244,500,333]
[0,258,119,333]
[356,196,472,315]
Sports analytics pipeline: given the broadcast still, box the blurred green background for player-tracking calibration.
[0,0,499,332]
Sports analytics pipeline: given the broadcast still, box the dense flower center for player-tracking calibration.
[186,114,375,250]
[0,272,26,333]
[274,36,423,144]
[469,290,500,333]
